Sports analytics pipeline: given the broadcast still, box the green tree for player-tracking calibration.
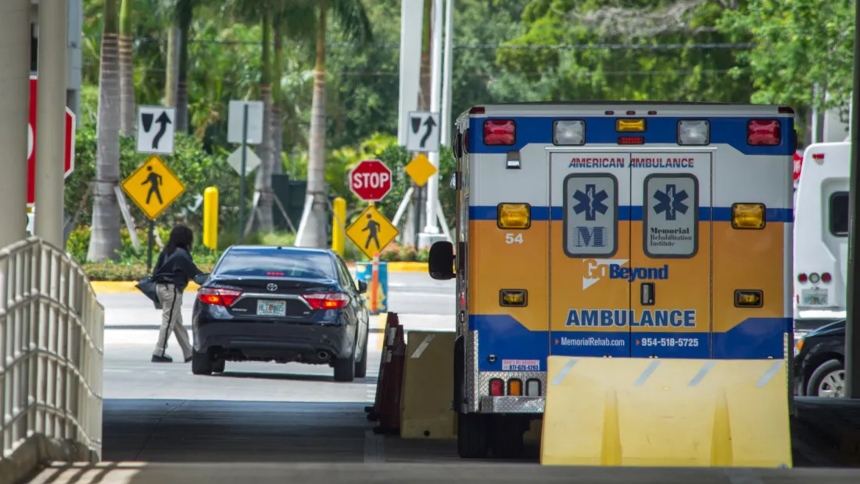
[119,0,136,135]
[88,0,123,261]
[302,0,373,248]
[718,0,854,111]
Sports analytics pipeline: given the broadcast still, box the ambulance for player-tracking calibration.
[793,141,850,327]
[428,102,797,459]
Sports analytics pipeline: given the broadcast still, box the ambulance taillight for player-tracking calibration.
[747,120,781,146]
[508,379,523,396]
[822,273,832,283]
[490,379,504,396]
[677,120,710,145]
[484,120,515,145]
[525,379,541,396]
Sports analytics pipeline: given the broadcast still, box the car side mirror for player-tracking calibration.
[428,241,455,280]
[358,280,367,294]
[193,273,210,285]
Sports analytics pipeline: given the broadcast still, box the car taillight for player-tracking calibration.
[198,287,243,306]
[821,272,832,283]
[797,273,807,283]
[483,119,515,145]
[747,120,781,146]
[302,292,349,310]
[489,378,504,396]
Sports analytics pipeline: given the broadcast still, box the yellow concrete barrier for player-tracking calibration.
[540,356,792,468]
[399,331,457,439]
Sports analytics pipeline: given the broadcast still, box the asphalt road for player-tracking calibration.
[25,272,860,482]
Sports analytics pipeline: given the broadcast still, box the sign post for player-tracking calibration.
[228,100,264,244]
[121,155,187,269]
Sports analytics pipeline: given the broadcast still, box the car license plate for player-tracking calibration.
[257,300,286,316]
[801,289,828,306]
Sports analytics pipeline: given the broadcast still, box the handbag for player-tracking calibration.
[135,275,162,310]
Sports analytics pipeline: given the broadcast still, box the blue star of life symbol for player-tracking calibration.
[572,184,609,221]
[653,184,689,221]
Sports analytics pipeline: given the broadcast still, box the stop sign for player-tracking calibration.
[27,76,76,206]
[349,159,392,201]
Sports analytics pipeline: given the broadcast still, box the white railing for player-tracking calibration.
[0,237,104,484]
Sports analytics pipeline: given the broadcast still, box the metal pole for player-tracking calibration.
[34,0,68,247]
[845,0,860,399]
[440,0,454,147]
[422,0,443,240]
[238,103,249,244]
[0,0,30,248]
[146,220,155,271]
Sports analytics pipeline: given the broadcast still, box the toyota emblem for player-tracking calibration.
[266,283,278,292]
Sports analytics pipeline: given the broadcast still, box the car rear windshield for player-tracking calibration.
[830,191,849,236]
[215,249,337,279]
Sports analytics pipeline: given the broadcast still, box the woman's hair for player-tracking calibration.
[166,224,194,252]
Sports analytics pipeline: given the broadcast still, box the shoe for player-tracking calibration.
[152,354,173,363]
[184,355,193,363]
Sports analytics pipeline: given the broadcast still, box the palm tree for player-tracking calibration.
[87,0,123,261]
[119,0,135,136]
[299,0,372,248]
[159,0,196,133]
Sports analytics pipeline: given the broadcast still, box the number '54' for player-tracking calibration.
[505,233,524,244]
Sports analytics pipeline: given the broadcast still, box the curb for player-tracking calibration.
[89,262,429,294]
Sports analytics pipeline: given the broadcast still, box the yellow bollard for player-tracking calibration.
[332,197,346,257]
[203,186,219,250]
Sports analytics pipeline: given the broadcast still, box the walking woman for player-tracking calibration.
[151,224,204,363]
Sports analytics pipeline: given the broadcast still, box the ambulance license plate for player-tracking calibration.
[801,289,827,306]
[257,300,286,316]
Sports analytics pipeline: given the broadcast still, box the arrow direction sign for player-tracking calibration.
[136,106,176,155]
[406,111,440,153]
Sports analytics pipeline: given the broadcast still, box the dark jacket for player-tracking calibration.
[152,246,203,290]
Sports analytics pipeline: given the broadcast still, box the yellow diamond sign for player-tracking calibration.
[121,154,186,220]
[405,153,437,187]
[346,205,399,259]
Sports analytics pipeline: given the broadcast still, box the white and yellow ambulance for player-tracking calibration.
[429,102,797,463]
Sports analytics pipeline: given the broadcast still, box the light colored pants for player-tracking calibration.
[153,283,193,360]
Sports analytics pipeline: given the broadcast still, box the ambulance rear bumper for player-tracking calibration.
[479,396,545,414]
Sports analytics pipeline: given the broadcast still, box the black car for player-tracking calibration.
[793,319,845,398]
[190,245,371,382]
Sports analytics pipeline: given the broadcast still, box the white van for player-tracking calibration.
[793,141,850,326]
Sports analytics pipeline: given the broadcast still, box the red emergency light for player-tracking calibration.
[484,119,516,145]
[747,120,781,146]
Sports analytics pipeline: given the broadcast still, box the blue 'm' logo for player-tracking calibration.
[653,184,689,221]
[573,184,609,221]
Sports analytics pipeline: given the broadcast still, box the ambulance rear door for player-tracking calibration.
[548,151,631,357]
[629,152,712,358]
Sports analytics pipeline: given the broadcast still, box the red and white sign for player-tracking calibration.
[27,76,76,206]
[793,150,803,187]
[349,159,392,201]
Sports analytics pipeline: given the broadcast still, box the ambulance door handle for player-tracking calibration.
[640,283,655,306]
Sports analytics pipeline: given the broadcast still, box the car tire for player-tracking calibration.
[490,415,526,459]
[191,350,212,376]
[355,333,369,379]
[212,359,226,374]
[806,359,845,398]
[334,350,356,382]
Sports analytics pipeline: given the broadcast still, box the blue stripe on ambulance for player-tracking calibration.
[468,206,793,223]
[467,116,795,156]
[470,315,792,372]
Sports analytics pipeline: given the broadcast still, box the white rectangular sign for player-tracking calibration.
[406,111,440,153]
[227,100,265,145]
[136,106,176,154]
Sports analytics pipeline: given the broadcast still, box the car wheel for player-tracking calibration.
[334,350,356,382]
[191,350,213,376]
[806,359,845,398]
[457,413,490,458]
[355,333,369,379]
[212,359,226,374]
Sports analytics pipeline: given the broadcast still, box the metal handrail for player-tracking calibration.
[0,237,104,478]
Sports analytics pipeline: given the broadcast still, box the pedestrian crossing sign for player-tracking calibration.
[121,154,186,220]
[346,205,399,260]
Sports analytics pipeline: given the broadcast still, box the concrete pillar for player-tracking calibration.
[0,0,31,248]
[34,0,68,247]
